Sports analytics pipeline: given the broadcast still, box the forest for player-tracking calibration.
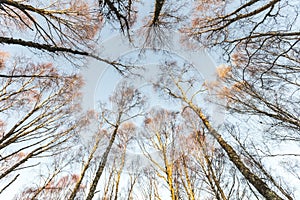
[0,0,299,199]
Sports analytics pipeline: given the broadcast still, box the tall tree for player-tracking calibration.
[139,108,180,200]
[86,81,145,200]
[1,0,299,199]
[186,0,299,61]
[0,0,132,72]
[98,0,137,37]
[0,55,87,195]
[154,62,285,200]
[0,1,100,54]
[184,0,299,198]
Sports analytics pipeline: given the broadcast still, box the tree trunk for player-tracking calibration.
[85,125,119,200]
[186,100,283,200]
[68,137,101,200]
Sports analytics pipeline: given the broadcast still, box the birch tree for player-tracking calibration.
[0,55,87,196]
[139,108,180,200]
[85,81,145,200]
[154,62,285,200]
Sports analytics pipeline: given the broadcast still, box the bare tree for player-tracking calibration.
[154,62,285,200]
[98,122,137,200]
[0,1,100,55]
[98,0,138,37]
[0,1,136,72]
[0,56,87,196]
[182,1,300,199]
[139,0,188,48]
[1,1,298,199]
[185,0,299,62]
[180,109,228,200]
[139,108,180,200]
[68,123,104,200]
[85,81,145,200]
[15,151,86,200]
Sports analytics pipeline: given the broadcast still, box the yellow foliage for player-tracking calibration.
[216,64,231,79]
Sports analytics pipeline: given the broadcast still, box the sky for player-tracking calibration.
[1,0,299,199]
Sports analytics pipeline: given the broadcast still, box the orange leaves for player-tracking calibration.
[202,80,219,92]
[201,63,248,107]
[194,0,225,12]
[120,121,136,131]
[20,89,41,104]
[191,0,226,26]
[214,86,234,106]
[0,51,9,70]
[81,110,99,126]
[0,120,5,130]
[117,122,136,146]
[211,81,247,105]
[0,0,103,53]
[231,51,251,69]
[45,174,85,190]
[216,64,232,79]
[0,6,33,33]
[231,80,247,92]
[35,63,58,77]
[66,0,104,40]
[144,118,152,125]
[202,64,231,93]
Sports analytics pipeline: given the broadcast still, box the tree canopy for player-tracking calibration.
[0,0,299,199]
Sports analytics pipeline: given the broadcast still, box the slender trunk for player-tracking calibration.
[127,174,138,200]
[0,174,19,194]
[232,134,293,200]
[68,137,101,200]
[186,100,283,200]
[166,166,176,200]
[103,166,115,199]
[161,134,176,200]
[114,147,126,200]
[181,156,195,200]
[85,125,120,200]
[196,133,227,200]
[31,170,60,199]
[151,0,166,26]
